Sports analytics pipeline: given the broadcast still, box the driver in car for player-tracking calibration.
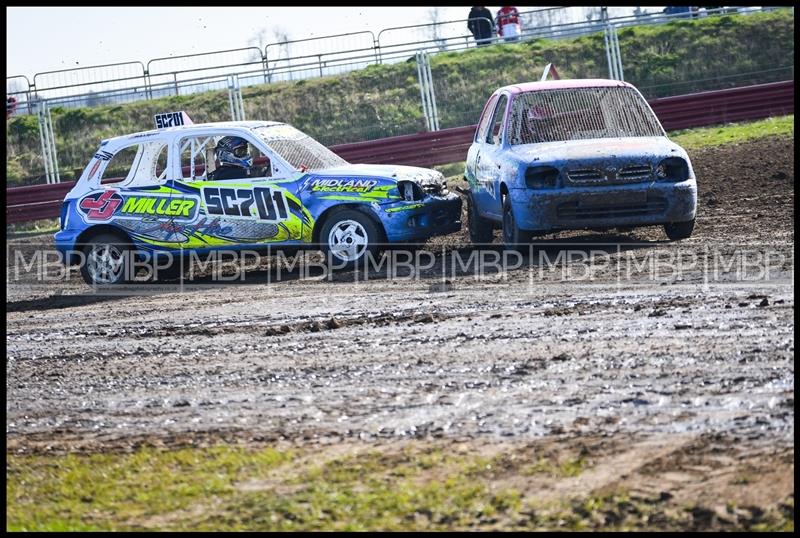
[209,136,253,180]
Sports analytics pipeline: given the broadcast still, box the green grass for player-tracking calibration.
[523,456,588,478]
[7,445,293,531]
[669,114,794,148]
[6,445,524,531]
[8,442,793,531]
[6,218,61,237]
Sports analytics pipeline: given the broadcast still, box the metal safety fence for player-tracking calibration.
[7,6,786,115]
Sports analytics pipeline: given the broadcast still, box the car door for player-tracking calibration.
[237,138,311,244]
[466,94,498,191]
[475,93,509,220]
[171,133,303,248]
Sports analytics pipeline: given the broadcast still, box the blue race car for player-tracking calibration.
[55,113,461,285]
[464,79,697,246]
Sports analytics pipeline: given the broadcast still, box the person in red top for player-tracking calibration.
[496,6,522,42]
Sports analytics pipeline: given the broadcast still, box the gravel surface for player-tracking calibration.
[6,137,794,455]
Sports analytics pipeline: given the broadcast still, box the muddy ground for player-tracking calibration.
[6,136,795,528]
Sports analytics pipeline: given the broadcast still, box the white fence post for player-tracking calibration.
[36,100,60,184]
[604,24,624,81]
[46,103,60,182]
[415,50,439,132]
[37,101,52,184]
[424,51,439,131]
[613,24,624,81]
[227,75,246,121]
[415,51,432,131]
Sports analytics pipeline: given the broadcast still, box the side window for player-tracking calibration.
[487,94,508,145]
[476,95,499,143]
[246,143,272,179]
[180,136,210,181]
[101,145,139,184]
[154,144,169,181]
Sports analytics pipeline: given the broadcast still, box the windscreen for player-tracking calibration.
[253,124,348,171]
[508,86,665,145]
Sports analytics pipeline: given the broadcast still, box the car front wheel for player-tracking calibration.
[320,209,382,270]
[467,192,494,245]
[502,195,532,250]
[664,218,695,241]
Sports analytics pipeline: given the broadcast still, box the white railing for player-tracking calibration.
[6,6,785,117]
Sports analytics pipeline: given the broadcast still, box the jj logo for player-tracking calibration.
[79,190,123,221]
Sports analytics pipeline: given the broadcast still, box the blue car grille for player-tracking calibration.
[567,164,653,185]
[567,168,605,183]
[556,196,667,220]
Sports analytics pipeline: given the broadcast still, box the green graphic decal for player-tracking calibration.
[385,203,425,213]
[151,179,316,246]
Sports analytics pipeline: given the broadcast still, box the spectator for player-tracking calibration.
[468,6,495,47]
[496,5,522,42]
[7,96,17,119]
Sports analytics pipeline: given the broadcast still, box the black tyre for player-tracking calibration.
[319,209,382,270]
[664,218,695,241]
[79,233,132,286]
[501,194,532,249]
[467,192,494,245]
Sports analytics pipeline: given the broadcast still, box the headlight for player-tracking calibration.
[525,166,560,189]
[397,180,424,201]
[656,157,689,182]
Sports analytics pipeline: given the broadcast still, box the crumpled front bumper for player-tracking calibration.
[381,192,463,242]
[509,180,697,232]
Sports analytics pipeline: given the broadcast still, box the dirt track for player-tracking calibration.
[5,136,795,526]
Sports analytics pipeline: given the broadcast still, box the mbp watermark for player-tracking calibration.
[6,240,793,296]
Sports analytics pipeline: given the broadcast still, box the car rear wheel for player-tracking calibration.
[502,195,532,250]
[467,192,493,245]
[320,210,382,270]
[664,218,695,241]
[80,233,131,286]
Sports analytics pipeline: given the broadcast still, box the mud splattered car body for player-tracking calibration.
[55,117,461,284]
[464,79,697,244]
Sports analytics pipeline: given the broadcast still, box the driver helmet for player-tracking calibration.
[216,136,252,169]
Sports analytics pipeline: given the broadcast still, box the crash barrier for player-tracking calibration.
[6,80,794,225]
[646,80,795,131]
